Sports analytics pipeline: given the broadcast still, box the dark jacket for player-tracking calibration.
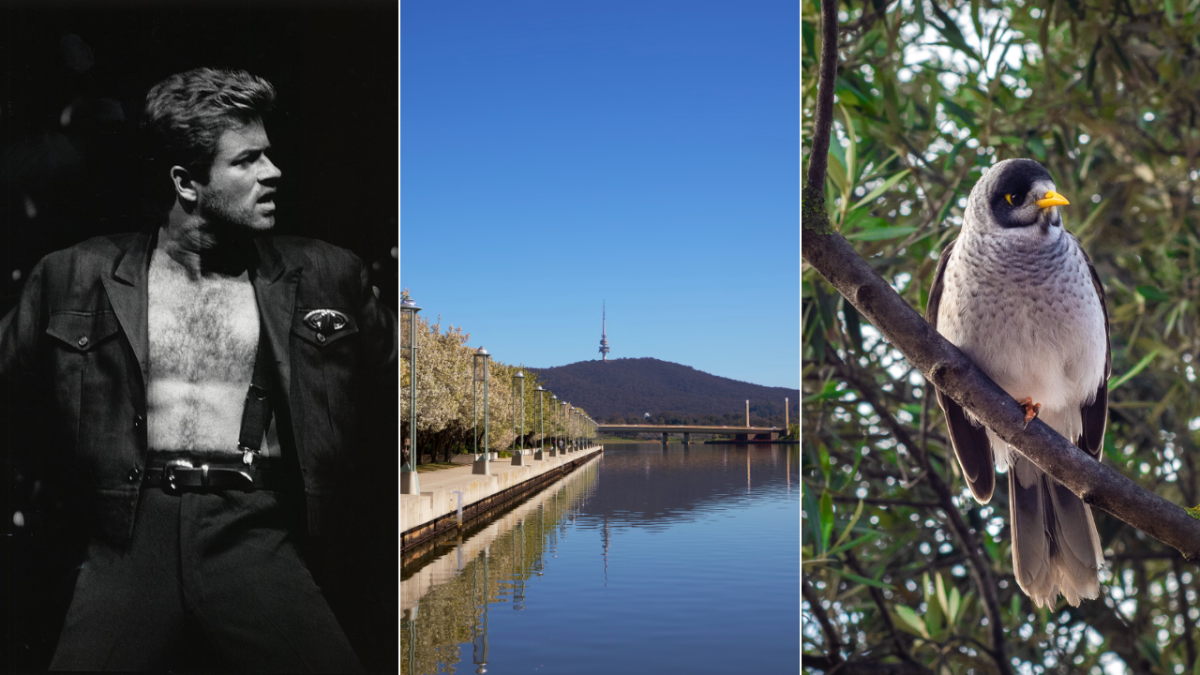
[0,228,398,545]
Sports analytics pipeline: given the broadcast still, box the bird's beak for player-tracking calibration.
[1036,190,1070,209]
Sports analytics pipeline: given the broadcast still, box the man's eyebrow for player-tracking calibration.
[232,145,271,160]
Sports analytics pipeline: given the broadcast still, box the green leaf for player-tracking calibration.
[1136,285,1171,302]
[1010,593,1021,620]
[923,572,944,639]
[846,226,917,241]
[827,152,849,198]
[835,76,871,107]
[1109,349,1160,390]
[819,442,832,486]
[941,99,977,129]
[1103,433,1121,464]
[826,531,880,557]
[982,531,998,561]
[831,499,865,550]
[849,169,912,211]
[894,605,929,638]
[936,572,951,618]
[927,0,982,62]
[804,486,824,550]
[839,569,896,591]
[1185,504,1200,520]
[1028,135,1046,162]
[840,105,858,191]
[819,490,834,553]
[949,586,962,624]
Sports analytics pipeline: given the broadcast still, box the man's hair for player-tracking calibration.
[142,68,276,181]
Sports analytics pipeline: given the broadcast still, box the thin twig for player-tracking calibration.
[803,574,846,670]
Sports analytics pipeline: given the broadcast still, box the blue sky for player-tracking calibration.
[400,1,798,389]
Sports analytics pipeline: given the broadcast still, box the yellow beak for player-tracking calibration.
[1036,190,1070,208]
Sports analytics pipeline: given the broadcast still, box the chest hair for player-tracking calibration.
[147,255,259,385]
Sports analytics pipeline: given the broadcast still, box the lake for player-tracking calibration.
[401,443,800,674]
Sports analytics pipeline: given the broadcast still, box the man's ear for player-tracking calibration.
[169,166,199,204]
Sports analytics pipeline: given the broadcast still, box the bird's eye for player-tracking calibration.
[1005,194,1016,205]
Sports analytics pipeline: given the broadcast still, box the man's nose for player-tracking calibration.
[260,156,282,182]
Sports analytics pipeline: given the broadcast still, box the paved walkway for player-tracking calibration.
[402,446,603,536]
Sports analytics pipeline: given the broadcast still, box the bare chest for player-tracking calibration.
[147,262,259,384]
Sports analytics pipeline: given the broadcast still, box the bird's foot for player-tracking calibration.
[1017,397,1041,429]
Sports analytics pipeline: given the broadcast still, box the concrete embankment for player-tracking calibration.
[401,446,604,549]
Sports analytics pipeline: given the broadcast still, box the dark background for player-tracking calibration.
[0,1,397,671]
[0,0,399,308]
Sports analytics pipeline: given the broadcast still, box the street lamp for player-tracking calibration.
[473,347,491,475]
[563,402,571,452]
[400,296,421,495]
[550,394,559,456]
[535,386,546,460]
[512,371,526,466]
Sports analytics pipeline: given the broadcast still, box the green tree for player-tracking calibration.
[803,1,1200,673]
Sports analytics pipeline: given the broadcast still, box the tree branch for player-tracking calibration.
[802,214,1200,561]
[802,0,840,236]
[803,575,846,670]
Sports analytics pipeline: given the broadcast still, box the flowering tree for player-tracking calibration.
[399,296,583,463]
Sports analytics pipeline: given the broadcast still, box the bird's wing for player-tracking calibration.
[1078,249,1110,460]
[927,239,995,503]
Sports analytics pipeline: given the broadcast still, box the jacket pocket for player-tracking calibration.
[291,308,359,348]
[46,311,122,351]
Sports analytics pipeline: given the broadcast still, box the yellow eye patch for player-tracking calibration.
[1005,194,1015,205]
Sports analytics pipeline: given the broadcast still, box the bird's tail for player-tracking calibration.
[1009,452,1104,608]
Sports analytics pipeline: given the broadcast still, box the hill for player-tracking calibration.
[528,358,798,426]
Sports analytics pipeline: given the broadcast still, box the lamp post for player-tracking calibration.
[400,297,421,495]
[550,394,559,456]
[535,386,545,460]
[559,398,568,451]
[473,347,491,475]
[512,371,526,466]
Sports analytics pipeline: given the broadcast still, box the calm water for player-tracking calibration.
[400,443,800,675]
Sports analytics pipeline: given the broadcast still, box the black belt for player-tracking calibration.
[144,458,287,492]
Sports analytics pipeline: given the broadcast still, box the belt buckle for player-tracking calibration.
[162,459,193,492]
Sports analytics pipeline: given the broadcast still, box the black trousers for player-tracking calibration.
[48,486,363,673]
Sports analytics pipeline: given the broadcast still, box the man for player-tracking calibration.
[0,68,396,671]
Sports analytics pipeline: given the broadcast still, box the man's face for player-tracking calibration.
[195,120,281,233]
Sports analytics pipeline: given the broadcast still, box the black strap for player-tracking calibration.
[238,327,274,455]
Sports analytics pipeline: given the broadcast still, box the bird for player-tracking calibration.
[925,158,1110,608]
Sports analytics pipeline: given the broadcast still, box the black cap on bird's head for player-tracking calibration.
[966,158,1070,232]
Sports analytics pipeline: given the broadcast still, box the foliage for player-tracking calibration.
[400,304,590,463]
[803,1,1200,673]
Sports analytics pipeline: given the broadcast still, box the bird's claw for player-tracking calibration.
[1018,397,1041,429]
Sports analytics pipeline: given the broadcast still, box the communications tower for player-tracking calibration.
[599,301,610,361]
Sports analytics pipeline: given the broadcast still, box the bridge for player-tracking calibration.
[596,424,780,444]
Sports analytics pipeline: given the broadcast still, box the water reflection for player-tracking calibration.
[401,445,798,675]
[401,458,601,674]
